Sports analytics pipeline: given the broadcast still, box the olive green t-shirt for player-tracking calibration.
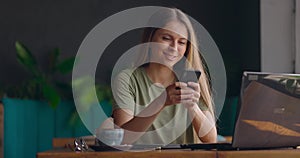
[112,67,208,145]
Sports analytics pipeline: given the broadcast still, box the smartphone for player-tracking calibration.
[179,70,201,83]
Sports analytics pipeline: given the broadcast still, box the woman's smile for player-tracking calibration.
[163,51,179,61]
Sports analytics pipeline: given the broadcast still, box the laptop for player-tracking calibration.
[187,71,300,150]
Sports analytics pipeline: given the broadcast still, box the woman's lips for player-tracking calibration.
[163,52,178,61]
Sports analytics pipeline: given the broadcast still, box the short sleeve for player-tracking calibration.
[111,70,135,113]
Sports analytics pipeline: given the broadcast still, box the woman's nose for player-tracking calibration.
[169,41,178,51]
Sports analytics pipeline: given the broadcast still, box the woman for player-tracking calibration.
[111,8,217,145]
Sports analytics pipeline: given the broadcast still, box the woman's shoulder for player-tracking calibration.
[116,67,146,80]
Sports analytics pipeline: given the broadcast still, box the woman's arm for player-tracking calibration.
[187,105,217,143]
[113,82,187,144]
[113,93,165,144]
[184,82,217,143]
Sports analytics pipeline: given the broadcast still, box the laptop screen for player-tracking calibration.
[232,71,300,148]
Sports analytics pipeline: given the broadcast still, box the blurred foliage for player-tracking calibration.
[3,41,74,108]
[70,76,113,126]
[3,41,113,109]
[279,77,300,95]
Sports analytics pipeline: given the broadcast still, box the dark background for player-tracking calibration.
[0,0,260,97]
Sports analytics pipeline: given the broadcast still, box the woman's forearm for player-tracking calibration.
[188,105,217,143]
[113,93,166,144]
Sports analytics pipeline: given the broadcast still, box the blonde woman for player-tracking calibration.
[112,8,216,145]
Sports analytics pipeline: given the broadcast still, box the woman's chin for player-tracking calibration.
[148,58,179,68]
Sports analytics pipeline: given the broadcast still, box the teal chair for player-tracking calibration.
[217,96,239,136]
[2,98,112,158]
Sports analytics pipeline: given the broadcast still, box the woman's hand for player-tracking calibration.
[182,82,201,109]
[163,82,200,108]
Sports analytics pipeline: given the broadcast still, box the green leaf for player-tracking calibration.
[49,48,60,73]
[96,84,113,103]
[15,41,38,75]
[42,83,61,108]
[54,81,73,99]
[68,110,80,127]
[55,57,75,74]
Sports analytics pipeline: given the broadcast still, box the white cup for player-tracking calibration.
[96,128,124,146]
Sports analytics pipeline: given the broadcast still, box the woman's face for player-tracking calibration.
[150,21,188,67]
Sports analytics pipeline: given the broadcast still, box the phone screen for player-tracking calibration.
[179,70,201,83]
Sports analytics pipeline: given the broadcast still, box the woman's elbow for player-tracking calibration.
[200,127,217,143]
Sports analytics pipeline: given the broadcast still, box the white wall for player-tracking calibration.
[295,1,300,73]
[260,0,295,73]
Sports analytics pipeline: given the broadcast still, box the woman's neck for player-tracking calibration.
[145,63,175,87]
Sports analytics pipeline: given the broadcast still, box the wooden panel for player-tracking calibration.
[52,138,75,148]
[36,148,300,158]
[52,136,95,148]
[37,149,216,158]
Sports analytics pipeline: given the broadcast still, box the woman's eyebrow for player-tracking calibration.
[161,32,187,40]
[161,32,172,36]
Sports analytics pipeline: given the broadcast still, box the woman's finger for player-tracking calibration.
[174,82,188,89]
[187,82,200,92]
[194,91,201,99]
[179,88,194,95]
[180,94,199,103]
[180,93,194,100]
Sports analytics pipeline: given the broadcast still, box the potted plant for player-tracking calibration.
[1,41,113,158]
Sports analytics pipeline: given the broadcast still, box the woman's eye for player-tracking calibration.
[179,41,187,45]
[162,36,171,40]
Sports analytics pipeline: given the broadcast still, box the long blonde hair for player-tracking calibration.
[135,8,214,116]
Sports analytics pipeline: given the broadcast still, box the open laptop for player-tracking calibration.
[186,71,300,150]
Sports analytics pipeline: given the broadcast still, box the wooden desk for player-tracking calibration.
[38,138,300,158]
[217,149,300,158]
[37,148,300,158]
[36,148,216,158]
